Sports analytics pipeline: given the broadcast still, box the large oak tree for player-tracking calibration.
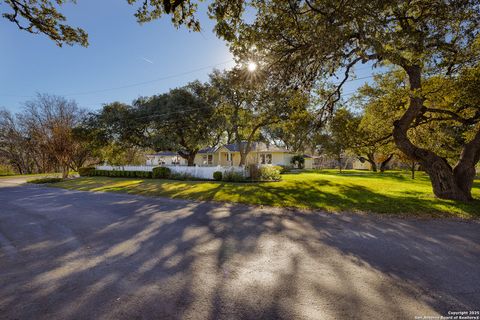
[208,0,480,201]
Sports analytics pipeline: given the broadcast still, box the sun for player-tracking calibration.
[247,61,257,72]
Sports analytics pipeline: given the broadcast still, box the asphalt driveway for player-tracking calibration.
[0,179,479,320]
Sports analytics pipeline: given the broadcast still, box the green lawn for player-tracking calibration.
[50,170,480,218]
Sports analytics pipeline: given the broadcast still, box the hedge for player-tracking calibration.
[78,167,95,177]
[90,170,152,179]
[152,167,171,179]
[213,171,223,181]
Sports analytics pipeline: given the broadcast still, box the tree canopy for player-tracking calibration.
[208,0,480,201]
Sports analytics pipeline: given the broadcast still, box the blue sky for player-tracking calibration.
[0,0,374,113]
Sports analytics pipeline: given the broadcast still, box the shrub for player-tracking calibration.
[259,166,281,181]
[275,165,292,174]
[290,155,305,169]
[223,170,245,182]
[87,169,154,178]
[0,164,15,176]
[78,167,95,177]
[170,172,195,181]
[152,167,171,179]
[213,171,223,181]
[28,177,63,184]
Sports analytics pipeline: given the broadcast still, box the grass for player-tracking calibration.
[50,170,480,219]
[0,172,63,179]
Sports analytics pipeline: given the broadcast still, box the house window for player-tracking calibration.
[172,156,180,165]
[226,153,233,162]
[260,154,272,164]
[202,154,213,165]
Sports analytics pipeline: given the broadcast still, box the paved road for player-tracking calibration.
[0,179,479,320]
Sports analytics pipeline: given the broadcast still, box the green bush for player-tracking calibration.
[223,170,245,182]
[28,177,63,184]
[170,172,195,181]
[213,171,223,181]
[290,155,305,169]
[259,166,281,181]
[275,165,292,174]
[78,167,95,177]
[88,169,153,178]
[152,167,171,179]
[0,164,15,176]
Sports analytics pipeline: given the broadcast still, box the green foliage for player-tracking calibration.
[2,0,89,46]
[152,167,171,179]
[93,81,222,166]
[249,165,282,180]
[222,170,245,182]
[169,172,196,181]
[264,102,317,153]
[213,171,223,181]
[274,165,291,174]
[209,69,309,165]
[210,0,480,199]
[318,108,360,171]
[0,164,15,176]
[127,0,200,31]
[28,177,63,184]
[78,167,95,177]
[91,170,152,179]
[290,155,305,169]
[259,166,281,181]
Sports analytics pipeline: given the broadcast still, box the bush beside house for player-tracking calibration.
[290,155,305,169]
[247,165,282,181]
[259,166,281,181]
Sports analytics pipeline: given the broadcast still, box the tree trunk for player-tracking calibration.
[239,152,248,166]
[178,150,198,167]
[238,140,252,166]
[365,153,377,172]
[187,155,195,166]
[393,65,477,201]
[337,155,342,173]
[379,154,394,173]
[411,161,415,179]
[62,165,69,179]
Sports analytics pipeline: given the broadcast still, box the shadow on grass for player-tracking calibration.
[53,175,480,218]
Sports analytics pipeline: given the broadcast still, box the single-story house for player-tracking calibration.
[147,142,314,169]
[146,151,187,166]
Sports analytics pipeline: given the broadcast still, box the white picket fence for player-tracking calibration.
[95,165,247,180]
[96,165,152,172]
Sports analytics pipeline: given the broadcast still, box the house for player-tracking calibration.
[146,142,314,169]
[146,151,187,166]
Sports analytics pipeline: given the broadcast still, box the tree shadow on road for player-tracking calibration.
[0,185,479,319]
